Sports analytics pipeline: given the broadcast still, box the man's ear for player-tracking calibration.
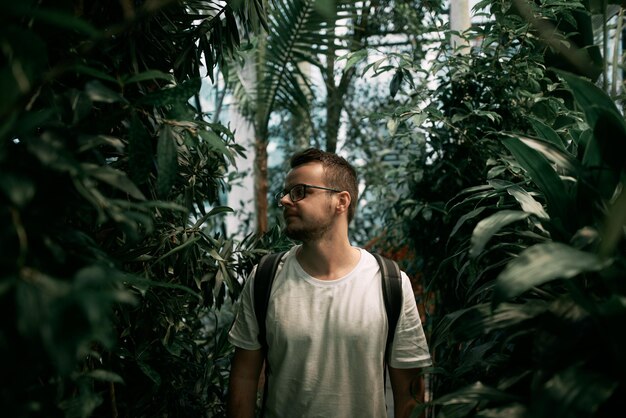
[336,191,351,215]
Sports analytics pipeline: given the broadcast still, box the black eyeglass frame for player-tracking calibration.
[275,184,342,206]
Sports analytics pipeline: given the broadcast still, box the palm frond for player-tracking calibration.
[228,0,360,128]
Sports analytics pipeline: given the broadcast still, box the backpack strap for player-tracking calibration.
[253,251,287,355]
[252,251,286,417]
[373,253,403,364]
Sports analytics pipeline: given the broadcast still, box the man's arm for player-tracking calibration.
[389,366,425,418]
[227,347,264,418]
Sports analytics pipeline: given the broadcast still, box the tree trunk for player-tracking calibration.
[324,0,378,152]
[325,23,338,153]
[255,1,269,233]
[325,67,355,153]
[254,130,269,233]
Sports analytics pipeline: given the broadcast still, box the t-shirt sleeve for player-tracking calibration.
[228,266,262,350]
[388,272,432,369]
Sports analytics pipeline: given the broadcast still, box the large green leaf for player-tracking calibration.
[450,206,487,239]
[505,185,548,220]
[470,210,530,258]
[501,136,572,234]
[558,71,626,170]
[493,242,611,306]
[531,363,618,418]
[448,301,549,342]
[85,81,127,104]
[599,186,626,257]
[82,164,146,200]
[503,132,580,174]
[563,69,626,128]
[529,118,565,150]
[591,107,626,171]
[413,382,522,416]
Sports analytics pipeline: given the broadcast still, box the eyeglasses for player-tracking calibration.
[275,184,341,206]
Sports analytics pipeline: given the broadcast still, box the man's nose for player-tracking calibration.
[280,193,294,207]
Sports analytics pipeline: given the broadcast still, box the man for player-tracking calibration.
[227,148,431,418]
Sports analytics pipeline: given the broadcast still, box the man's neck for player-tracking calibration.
[296,236,360,281]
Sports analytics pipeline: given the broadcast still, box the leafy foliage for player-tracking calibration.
[370,1,626,417]
[347,0,626,416]
[0,0,275,416]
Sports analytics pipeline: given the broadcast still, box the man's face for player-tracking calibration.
[280,162,337,241]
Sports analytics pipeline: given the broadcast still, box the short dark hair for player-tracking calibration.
[290,148,358,222]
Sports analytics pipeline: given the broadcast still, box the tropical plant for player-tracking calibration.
[422,69,625,418]
[374,0,626,416]
[229,0,442,233]
[228,0,357,232]
[0,0,271,416]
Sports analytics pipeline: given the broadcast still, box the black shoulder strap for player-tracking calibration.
[253,251,287,352]
[252,251,286,417]
[373,253,403,364]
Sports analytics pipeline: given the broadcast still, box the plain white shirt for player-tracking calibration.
[229,246,431,418]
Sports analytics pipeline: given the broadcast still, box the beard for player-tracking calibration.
[284,215,335,242]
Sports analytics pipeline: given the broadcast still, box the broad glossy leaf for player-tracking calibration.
[558,71,626,170]
[342,49,368,71]
[599,187,626,257]
[450,207,486,238]
[557,70,624,129]
[450,301,549,341]
[532,364,618,418]
[503,133,579,174]
[494,242,611,306]
[85,81,127,104]
[470,210,530,258]
[591,107,626,170]
[529,118,565,149]
[505,184,549,219]
[82,164,145,200]
[137,361,161,387]
[430,382,522,405]
[200,130,231,159]
[192,206,234,228]
[502,136,572,232]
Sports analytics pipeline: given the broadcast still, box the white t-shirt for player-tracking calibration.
[228,246,431,418]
